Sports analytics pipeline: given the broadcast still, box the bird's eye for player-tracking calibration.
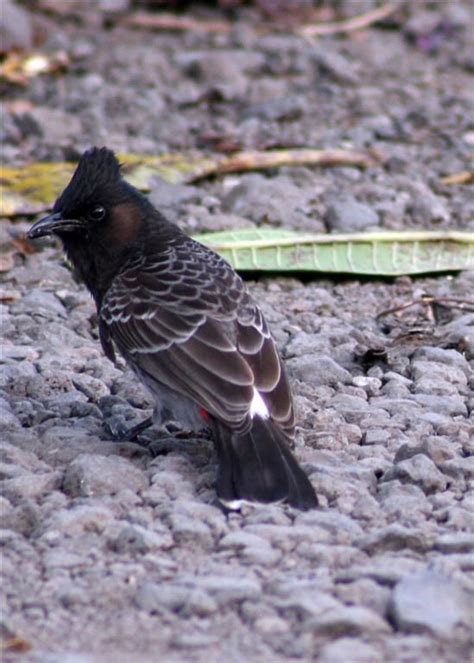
[89,205,106,222]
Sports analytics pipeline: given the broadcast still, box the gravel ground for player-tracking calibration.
[1,2,473,662]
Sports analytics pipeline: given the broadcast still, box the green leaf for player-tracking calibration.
[193,229,474,276]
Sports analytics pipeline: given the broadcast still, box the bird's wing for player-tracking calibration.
[100,239,294,431]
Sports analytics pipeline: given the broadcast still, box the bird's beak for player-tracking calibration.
[27,212,82,239]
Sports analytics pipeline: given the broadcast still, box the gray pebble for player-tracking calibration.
[107,523,173,554]
[382,454,448,494]
[319,638,381,663]
[407,181,449,225]
[409,394,467,417]
[0,0,33,51]
[390,570,472,638]
[2,471,62,503]
[325,197,380,232]
[190,574,262,605]
[135,581,216,616]
[335,577,391,617]
[309,605,390,636]
[359,524,431,554]
[434,533,474,554]
[63,453,148,497]
[287,355,352,387]
[363,429,391,446]
[71,373,110,402]
[167,513,214,550]
[45,504,115,536]
[222,174,324,231]
[311,47,358,84]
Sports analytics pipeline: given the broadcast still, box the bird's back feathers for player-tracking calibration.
[100,232,295,434]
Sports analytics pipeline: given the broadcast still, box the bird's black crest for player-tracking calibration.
[54,147,123,216]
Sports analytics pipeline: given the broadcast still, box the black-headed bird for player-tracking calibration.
[28,147,318,510]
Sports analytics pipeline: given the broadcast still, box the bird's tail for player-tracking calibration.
[212,417,318,510]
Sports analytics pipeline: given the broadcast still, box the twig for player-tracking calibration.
[298,2,403,38]
[440,171,474,185]
[121,11,231,34]
[208,148,376,178]
[377,295,474,320]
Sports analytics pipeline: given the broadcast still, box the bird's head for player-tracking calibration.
[27,147,138,243]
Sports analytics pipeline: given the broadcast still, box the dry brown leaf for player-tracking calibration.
[0,634,32,653]
[1,148,376,217]
[440,171,474,185]
[0,252,15,273]
[0,51,69,86]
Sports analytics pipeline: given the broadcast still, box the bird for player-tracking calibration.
[27,147,318,510]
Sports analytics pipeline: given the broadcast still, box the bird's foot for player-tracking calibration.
[168,426,212,441]
[104,415,154,442]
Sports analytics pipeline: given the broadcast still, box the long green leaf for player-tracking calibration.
[193,229,474,276]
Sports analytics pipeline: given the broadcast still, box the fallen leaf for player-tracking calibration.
[1,148,376,217]
[0,50,69,86]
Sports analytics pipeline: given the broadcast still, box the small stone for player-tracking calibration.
[409,394,467,417]
[0,440,48,475]
[352,376,382,395]
[382,454,448,494]
[325,198,380,233]
[359,524,431,554]
[29,108,83,147]
[72,373,109,401]
[170,631,218,649]
[192,575,261,605]
[297,510,363,543]
[43,550,91,571]
[311,48,358,84]
[394,437,458,465]
[275,587,340,619]
[0,499,41,537]
[363,429,391,445]
[377,482,432,522]
[46,504,115,536]
[218,529,278,565]
[219,530,265,549]
[0,0,33,52]
[434,533,474,554]
[337,556,425,586]
[254,615,289,635]
[407,181,449,225]
[390,570,472,638]
[440,456,474,480]
[328,393,370,414]
[335,578,391,617]
[63,453,148,497]
[135,580,216,616]
[0,400,21,428]
[319,638,381,663]
[168,514,213,550]
[309,605,390,636]
[222,174,323,231]
[413,347,471,377]
[12,290,67,319]
[1,472,61,502]
[287,355,352,387]
[107,523,173,554]
[411,360,468,387]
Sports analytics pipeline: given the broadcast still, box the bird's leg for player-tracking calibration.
[104,416,154,442]
[164,424,213,440]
